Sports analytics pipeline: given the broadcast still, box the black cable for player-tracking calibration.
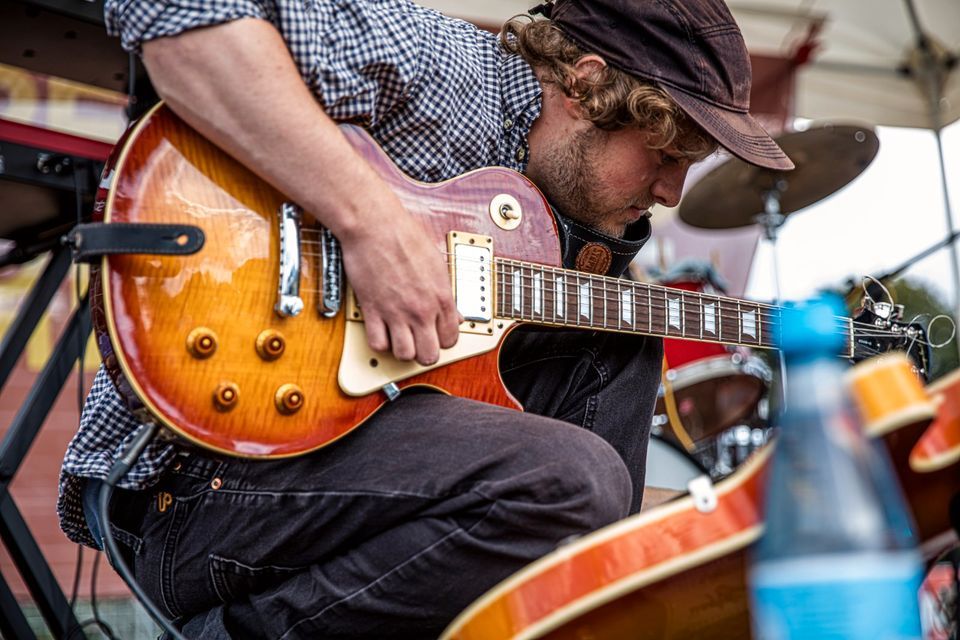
[69,538,83,609]
[97,422,188,640]
[89,551,119,640]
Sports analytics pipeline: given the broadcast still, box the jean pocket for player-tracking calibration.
[209,554,303,604]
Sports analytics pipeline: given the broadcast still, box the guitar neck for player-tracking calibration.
[494,258,854,354]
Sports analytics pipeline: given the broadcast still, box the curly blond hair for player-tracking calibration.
[501,18,718,161]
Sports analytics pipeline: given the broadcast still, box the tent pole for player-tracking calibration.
[904,0,960,361]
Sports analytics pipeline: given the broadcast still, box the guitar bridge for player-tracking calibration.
[275,202,304,318]
[317,226,343,318]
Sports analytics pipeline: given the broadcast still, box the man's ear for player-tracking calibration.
[573,54,607,80]
[561,54,607,116]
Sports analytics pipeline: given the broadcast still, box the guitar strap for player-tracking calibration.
[65,222,204,263]
[552,208,651,277]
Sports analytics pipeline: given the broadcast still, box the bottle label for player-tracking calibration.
[749,551,924,640]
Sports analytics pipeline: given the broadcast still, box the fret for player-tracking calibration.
[737,300,743,344]
[846,317,855,358]
[600,278,607,329]
[757,305,763,346]
[614,281,620,329]
[718,296,723,342]
[682,294,687,337]
[647,285,653,333]
[543,269,554,322]
[521,266,529,319]
[589,276,602,328]
[499,261,508,318]
[496,262,502,317]
[532,267,543,319]
[698,292,703,340]
[688,291,701,341]
[512,267,523,317]
[680,291,694,340]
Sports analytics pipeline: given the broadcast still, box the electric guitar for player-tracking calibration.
[439,354,960,640]
[92,104,925,458]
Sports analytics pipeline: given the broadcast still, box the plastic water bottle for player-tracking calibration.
[749,296,924,639]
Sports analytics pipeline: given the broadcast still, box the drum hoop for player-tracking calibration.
[665,355,753,390]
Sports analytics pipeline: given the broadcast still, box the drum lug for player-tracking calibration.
[687,475,718,514]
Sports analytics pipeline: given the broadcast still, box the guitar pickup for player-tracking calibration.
[448,231,494,335]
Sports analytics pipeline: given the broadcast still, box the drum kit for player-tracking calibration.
[648,123,881,481]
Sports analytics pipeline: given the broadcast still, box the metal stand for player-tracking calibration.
[0,244,90,640]
[753,184,790,406]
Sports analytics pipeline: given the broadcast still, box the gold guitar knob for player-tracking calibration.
[213,382,239,412]
[275,384,304,415]
[187,327,218,359]
[256,330,286,361]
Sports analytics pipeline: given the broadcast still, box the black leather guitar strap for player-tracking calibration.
[64,222,204,263]
[552,208,651,277]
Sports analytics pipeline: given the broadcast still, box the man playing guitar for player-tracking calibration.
[59,0,792,636]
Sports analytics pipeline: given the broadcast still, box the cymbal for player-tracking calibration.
[679,123,880,230]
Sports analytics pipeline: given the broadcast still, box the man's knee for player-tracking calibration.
[508,424,632,533]
[558,428,633,527]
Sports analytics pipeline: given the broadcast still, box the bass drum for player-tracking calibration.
[644,434,707,492]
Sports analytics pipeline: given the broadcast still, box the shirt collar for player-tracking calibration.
[500,53,543,136]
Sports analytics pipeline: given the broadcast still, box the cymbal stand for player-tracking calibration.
[753,179,789,405]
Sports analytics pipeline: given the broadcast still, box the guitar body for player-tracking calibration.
[96,103,561,457]
[441,447,769,640]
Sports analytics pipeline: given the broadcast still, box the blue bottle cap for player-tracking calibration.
[778,294,847,356]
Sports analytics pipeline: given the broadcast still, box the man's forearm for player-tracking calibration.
[142,18,386,241]
[140,18,461,365]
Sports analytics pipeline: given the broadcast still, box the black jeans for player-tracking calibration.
[102,329,662,639]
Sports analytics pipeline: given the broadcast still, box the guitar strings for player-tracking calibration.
[288,245,919,346]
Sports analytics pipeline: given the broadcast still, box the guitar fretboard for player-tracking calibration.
[494,258,853,353]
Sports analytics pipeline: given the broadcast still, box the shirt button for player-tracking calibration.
[503,118,514,130]
[516,147,526,161]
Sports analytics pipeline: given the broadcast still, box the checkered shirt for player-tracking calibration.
[59,0,543,547]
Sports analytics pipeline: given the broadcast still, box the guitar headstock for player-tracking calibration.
[846,277,956,383]
[850,302,932,382]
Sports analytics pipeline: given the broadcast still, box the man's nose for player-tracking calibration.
[652,163,689,208]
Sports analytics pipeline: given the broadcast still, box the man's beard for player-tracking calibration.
[531,127,646,238]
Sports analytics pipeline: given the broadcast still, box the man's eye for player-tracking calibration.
[660,151,680,166]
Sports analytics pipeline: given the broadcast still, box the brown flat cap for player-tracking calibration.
[540,0,794,171]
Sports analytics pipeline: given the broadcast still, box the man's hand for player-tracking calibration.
[142,18,460,365]
[338,191,461,366]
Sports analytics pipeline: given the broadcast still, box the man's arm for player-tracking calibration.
[141,18,460,365]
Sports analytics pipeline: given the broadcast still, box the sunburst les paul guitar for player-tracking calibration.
[93,104,923,458]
